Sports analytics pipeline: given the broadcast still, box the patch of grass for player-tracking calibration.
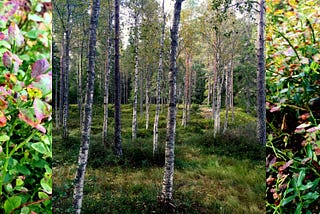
[53,104,264,213]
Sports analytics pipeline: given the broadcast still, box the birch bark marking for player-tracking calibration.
[153,0,165,156]
[132,12,139,140]
[257,0,266,145]
[114,0,123,156]
[160,0,184,203]
[72,0,100,213]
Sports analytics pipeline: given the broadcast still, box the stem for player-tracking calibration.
[274,29,300,61]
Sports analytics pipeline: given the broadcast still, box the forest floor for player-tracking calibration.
[53,104,265,213]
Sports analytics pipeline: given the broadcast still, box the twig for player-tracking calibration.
[10,196,52,214]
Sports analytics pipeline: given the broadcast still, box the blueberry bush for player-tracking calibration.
[266,0,320,213]
[0,1,52,213]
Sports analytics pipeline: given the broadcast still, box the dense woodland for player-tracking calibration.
[52,0,266,213]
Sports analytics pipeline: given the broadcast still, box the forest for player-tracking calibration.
[52,0,266,213]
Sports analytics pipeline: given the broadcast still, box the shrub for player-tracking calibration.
[0,1,52,213]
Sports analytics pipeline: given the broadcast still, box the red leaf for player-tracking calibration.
[31,59,50,78]
[33,97,51,121]
[279,160,293,172]
[270,106,281,112]
[0,110,6,127]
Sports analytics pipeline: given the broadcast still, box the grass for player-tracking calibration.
[53,104,265,213]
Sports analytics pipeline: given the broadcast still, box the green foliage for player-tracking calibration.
[266,0,320,213]
[0,1,52,213]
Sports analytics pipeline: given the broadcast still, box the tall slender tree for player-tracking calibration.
[257,0,266,145]
[132,10,139,140]
[114,0,123,156]
[102,0,113,146]
[72,0,100,212]
[153,0,165,156]
[160,0,184,204]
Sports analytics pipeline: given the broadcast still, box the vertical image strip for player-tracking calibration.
[0,0,52,213]
[266,0,320,213]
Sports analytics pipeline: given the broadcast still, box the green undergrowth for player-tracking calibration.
[53,104,265,213]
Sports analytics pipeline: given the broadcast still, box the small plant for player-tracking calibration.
[0,1,52,213]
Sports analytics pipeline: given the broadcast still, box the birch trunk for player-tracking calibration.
[114,0,123,156]
[132,13,139,140]
[145,66,149,130]
[160,0,183,203]
[72,0,100,212]
[103,2,113,146]
[187,54,192,123]
[55,63,59,128]
[257,0,266,145]
[153,0,165,156]
[59,33,65,127]
[77,24,84,127]
[181,50,189,127]
[223,64,230,133]
[63,0,71,139]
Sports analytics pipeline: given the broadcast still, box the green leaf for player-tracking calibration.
[281,195,296,206]
[38,191,49,199]
[31,142,49,155]
[4,196,22,213]
[0,40,11,49]
[20,206,30,214]
[297,170,305,186]
[16,178,24,187]
[28,14,44,22]
[301,192,320,201]
[294,203,303,214]
[0,135,9,141]
[5,183,13,193]
[40,177,52,194]
[26,30,38,39]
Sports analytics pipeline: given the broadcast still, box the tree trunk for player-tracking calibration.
[160,0,183,203]
[72,0,100,213]
[103,2,113,146]
[181,50,189,127]
[114,0,123,156]
[212,51,217,120]
[59,33,65,127]
[55,60,59,128]
[223,63,230,133]
[77,23,85,128]
[145,65,149,130]
[132,12,139,140]
[153,0,165,156]
[230,51,234,122]
[187,54,192,123]
[63,0,72,139]
[257,0,266,145]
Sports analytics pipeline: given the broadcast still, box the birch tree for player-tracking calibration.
[257,0,266,145]
[114,0,123,156]
[132,9,139,140]
[102,0,113,146]
[153,0,165,156]
[72,0,100,212]
[160,0,184,204]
